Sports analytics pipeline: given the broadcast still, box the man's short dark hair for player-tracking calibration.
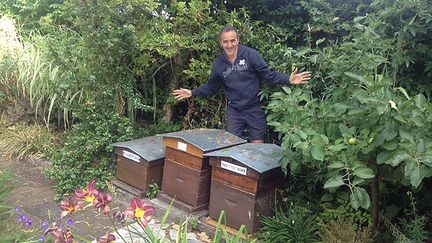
[219,26,239,40]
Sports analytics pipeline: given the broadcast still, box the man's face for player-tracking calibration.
[219,31,239,58]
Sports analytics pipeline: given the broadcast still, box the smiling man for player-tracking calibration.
[173,26,311,143]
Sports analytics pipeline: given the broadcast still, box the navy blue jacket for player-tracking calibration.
[191,45,289,110]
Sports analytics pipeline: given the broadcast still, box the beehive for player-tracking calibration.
[112,136,165,197]
[205,143,285,233]
[158,129,246,212]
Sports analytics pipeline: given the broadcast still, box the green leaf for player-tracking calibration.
[282,86,291,95]
[382,122,397,141]
[320,194,333,202]
[352,177,366,186]
[328,161,345,169]
[395,87,410,100]
[310,145,325,161]
[324,176,345,189]
[412,115,425,127]
[399,129,415,144]
[377,151,411,166]
[408,164,423,188]
[353,166,375,179]
[417,139,425,153]
[345,72,369,84]
[331,144,347,152]
[316,38,325,46]
[415,94,426,109]
[350,187,370,209]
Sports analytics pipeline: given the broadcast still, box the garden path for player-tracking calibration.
[0,152,208,242]
[0,151,114,241]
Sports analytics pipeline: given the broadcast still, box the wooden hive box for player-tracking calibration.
[204,143,285,233]
[158,129,246,212]
[112,136,165,197]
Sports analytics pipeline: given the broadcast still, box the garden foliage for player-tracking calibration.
[1,0,432,240]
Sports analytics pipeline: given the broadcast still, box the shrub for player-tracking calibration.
[258,203,320,243]
[319,217,374,243]
[46,108,144,200]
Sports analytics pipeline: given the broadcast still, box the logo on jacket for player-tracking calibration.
[239,59,246,65]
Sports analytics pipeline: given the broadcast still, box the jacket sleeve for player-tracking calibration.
[191,67,222,97]
[250,48,290,86]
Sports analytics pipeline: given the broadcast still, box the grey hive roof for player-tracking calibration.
[112,136,165,161]
[204,143,283,173]
[157,128,246,152]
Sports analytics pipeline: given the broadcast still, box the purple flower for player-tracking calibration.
[67,219,74,225]
[41,220,49,230]
[24,218,33,227]
[15,207,21,212]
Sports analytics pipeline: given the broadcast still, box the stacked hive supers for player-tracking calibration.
[158,129,246,212]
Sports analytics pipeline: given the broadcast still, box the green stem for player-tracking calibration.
[108,214,128,243]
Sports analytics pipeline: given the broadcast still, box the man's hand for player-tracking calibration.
[172,88,192,100]
[289,68,311,85]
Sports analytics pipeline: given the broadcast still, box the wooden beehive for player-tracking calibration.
[112,136,165,197]
[205,143,285,233]
[158,129,246,212]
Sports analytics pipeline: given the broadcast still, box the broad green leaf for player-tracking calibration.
[399,129,415,144]
[415,94,426,109]
[350,187,370,209]
[423,155,432,166]
[310,145,325,161]
[324,176,345,189]
[409,164,423,188]
[320,194,333,202]
[417,139,425,153]
[404,159,416,176]
[382,122,397,141]
[412,115,425,127]
[377,151,411,166]
[353,166,375,179]
[352,177,366,186]
[282,86,291,95]
[328,161,345,169]
[383,141,398,151]
[331,144,347,152]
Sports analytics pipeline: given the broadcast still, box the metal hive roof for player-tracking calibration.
[112,136,165,161]
[204,143,283,173]
[157,128,246,152]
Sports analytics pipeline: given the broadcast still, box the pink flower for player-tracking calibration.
[96,233,116,243]
[93,190,112,214]
[124,197,154,226]
[59,197,82,218]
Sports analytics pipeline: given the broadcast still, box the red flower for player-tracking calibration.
[45,224,74,243]
[59,197,82,218]
[124,197,154,226]
[93,190,112,214]
[96,232,116,243]
[75,179,97,204]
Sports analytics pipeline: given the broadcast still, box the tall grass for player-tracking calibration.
[7,42,82,128]
[0,20,83,129]
[0,122,58,159]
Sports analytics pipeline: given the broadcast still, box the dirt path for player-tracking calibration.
[0,152,114,241]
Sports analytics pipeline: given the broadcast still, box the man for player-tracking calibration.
[173,26,311,143]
